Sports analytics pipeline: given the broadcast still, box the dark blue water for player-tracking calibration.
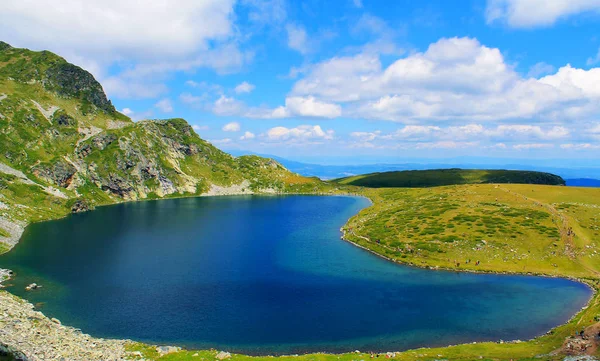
[0,195,592,354]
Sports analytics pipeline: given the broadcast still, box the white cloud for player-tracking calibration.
[289,37,600,124]
[234,81,256,94]
[513,143,554,150]
[179,92,207,105]
[350,131,381,142]
[353,0,363,8]
[209,138,233,145]
[192,124,209,132]
[213,95,246,116]
[154,98,173,113]
[211,95,341,119]
[121,108,134,116]
[286,23,309,54]
[222,122,241,132]
[240,131,256,140]
[485,0,600,28]
[560,143,600,149]
[282,96,342,118]
[266,125,334,142]
[0,0,236,59]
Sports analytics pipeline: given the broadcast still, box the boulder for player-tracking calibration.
[156,346,181,356]
[25,283,40,291]
[71,200,91,213]
[216,351,232,360]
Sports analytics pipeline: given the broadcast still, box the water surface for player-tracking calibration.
[0,195,591,354]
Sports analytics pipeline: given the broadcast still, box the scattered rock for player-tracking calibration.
[25,283,40,291]
[156,345,181,356]
[216,351,232,360]
[50,318,61,325]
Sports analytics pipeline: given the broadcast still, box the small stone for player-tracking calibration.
[51,318,61,325]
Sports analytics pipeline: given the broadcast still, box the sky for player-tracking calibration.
[1,0,600,164]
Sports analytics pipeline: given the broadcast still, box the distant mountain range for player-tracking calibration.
[229,150,600,187]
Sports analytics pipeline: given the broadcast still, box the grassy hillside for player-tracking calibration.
[0,42,335,251]
[333,168,566,188]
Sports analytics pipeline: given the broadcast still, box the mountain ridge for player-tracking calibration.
[0,42,332,252]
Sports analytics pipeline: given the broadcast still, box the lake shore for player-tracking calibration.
[0,189,599,361]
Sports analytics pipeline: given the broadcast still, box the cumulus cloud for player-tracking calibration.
[192,124,209,132]
[266,125,334,142]
[154,98,173,113]
[485,0,600,28]
[222,122,241,132]
[289,37,600,124]
[240,131,256,140]
[0,0,235,59]
[211,95,341,119]
[234,81,255,94]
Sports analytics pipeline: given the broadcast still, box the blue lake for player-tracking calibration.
[0,195,592,354]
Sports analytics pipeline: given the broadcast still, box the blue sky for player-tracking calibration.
[1,0,600,163]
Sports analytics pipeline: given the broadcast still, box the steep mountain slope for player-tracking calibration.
[333,168,565,188]
[0,42,328,252]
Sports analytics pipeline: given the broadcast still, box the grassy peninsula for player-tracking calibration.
[1,43,600,361]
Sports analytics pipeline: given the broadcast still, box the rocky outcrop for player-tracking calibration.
[52,111,76,127]
[100,174,135,198]
[92,133,117,150]
[32,160,77,188]
[44,63,116,114]
[70,200,91,213]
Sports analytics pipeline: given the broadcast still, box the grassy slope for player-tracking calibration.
[333,169,566,188]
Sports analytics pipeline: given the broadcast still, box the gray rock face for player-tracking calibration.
[100,174,134,198]
[44,63,115,114]
[71,200,91,213]
[32,161,77,188]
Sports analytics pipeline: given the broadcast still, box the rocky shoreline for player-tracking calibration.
[0,272,129,361]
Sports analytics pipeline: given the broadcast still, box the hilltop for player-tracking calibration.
[0,42,331,252]
[333,168,565,188]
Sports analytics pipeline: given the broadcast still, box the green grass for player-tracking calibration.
[333,169,566,188]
